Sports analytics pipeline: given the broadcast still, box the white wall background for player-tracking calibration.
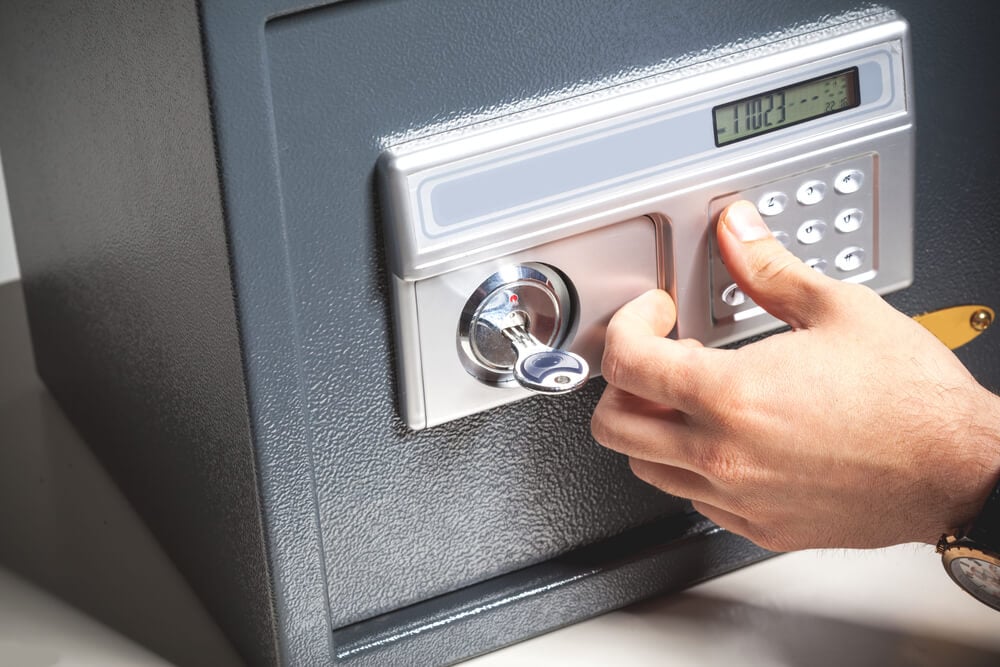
[0,152,20,285]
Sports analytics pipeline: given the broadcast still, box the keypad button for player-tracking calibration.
[835,208,864,233]
[796,220,827,245]
[805,258,828,274]
[835,246,865,272]
[721,283,747,307]
[796,180,827,206]
[772,230,791,247]
[757,192,788,217]
[834,169,864,194]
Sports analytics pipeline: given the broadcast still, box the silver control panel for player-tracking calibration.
[379,13,914,429]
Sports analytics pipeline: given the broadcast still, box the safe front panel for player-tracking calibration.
[1,1,997,666]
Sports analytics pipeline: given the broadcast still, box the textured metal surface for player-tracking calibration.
[882,2,1000,393]
[264,9,678,621]
[0,1,276,666]
[3,1,999,666]
[332,516,768,666]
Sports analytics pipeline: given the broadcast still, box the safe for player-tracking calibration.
[0,1,997,665]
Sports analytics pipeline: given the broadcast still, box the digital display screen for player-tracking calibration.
[713,68,861,146]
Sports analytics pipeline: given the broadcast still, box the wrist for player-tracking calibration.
[935,390,1000,612]
[940,387,1000,539]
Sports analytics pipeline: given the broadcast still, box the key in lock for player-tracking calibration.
[457,263,589,394]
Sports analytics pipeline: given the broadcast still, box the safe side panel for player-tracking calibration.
[0,1,276,665]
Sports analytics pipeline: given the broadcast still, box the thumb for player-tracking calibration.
[717,200,835,330]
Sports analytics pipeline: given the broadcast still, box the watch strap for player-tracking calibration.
[967,476,1000,552]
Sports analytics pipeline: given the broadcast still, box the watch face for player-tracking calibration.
[949,556,1000,610]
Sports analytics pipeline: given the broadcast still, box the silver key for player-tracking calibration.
[500,311,589,394]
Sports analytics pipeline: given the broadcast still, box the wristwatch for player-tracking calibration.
[937,478,1000,610]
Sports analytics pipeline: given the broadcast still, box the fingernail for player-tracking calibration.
[723,201,772,242]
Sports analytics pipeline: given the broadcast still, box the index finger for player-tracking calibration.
[601,289,713,412]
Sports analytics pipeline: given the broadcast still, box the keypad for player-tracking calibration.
[709,155,875,322]
[796,220,827,245]
[835,208,863,233]
[805,257,828,274]
[835,246,865,272]
[756,192,788,216]
[721,284,747,307]
[834,169,864,194]
[795,180,827,206]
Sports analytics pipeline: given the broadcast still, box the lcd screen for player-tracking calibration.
[713,68,860,146]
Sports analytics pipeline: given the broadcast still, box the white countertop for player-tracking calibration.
[469,545,1000,666]
[1,277,997,666]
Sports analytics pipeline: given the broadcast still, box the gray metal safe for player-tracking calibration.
[1,2,998,665]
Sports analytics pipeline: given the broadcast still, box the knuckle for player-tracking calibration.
[600,337,635,388]
[589,406,614,446]
[704,376,752,421]
[747,523,796,553]
[726,493,765,521]
[748,248,802,286]
[628,457,654,484]
[697,448,752,486]
[670,350,701,396]
[725,392,757,425]
[627,456,644,477]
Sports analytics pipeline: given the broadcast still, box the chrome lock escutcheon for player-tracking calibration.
[457,263,589,394]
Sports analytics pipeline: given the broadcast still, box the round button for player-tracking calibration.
[721,283,747,307]
[835,208,864,233]
[835,246,865,272]
[772,230,791,247]
[796,220,827,245]
[834,169,864,194]
[757,192,788,217]
[805,258,828,274]
[796,180,827,206]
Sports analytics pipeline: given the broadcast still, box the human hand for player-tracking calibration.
[591,200,1000,551]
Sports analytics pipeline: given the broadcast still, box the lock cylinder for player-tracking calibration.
[457,263,586,390]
